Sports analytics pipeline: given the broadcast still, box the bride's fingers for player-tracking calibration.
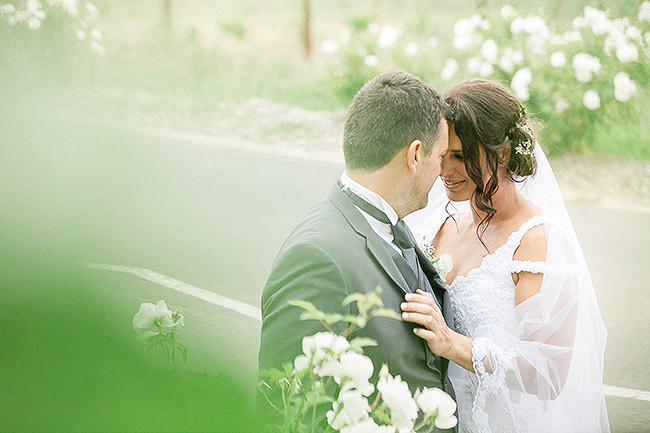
[400,300,441,319]
[412,327,438,341]
[403,293,441,313]
[401,311,444,331]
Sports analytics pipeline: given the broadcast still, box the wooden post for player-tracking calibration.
[303,0,312,58]
[162,0,172,33]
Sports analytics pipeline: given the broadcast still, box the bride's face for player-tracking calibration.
[440,127,478,201]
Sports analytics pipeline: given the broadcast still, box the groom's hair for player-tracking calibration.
[343,71,446,171]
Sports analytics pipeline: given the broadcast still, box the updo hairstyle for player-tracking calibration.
[443,79,538,250]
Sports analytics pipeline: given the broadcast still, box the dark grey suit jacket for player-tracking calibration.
[259,184,454,430]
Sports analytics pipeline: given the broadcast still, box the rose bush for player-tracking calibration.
[258,288,457,433]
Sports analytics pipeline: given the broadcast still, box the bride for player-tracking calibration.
[402,79,610,432]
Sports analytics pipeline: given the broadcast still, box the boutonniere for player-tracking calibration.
[422,244,453,284]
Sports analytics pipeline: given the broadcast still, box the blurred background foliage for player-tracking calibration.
[1,0,648,158]
[0,2,648,431]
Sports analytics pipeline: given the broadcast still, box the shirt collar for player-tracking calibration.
[339,172,399,225]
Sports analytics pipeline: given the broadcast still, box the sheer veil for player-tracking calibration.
[405,143,610,432]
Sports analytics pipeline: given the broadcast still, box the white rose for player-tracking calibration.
[498,56,514,74]
[510,68,532,101]
[416,387,458,429]
[572,16,587,29]
[0,4,16,14]
[376,25,402,48]
[319,351,375,396]
[613,72,637,102]
[341,417,396,433]
[364,55,380,67]
[616,42,638,63]
[582,90,600,110]
[572,52,600,82]
[549,51,567,67]
[28,16,41,30]
[326,389,370,430]
[453,17,482,50]
[466,56,480,74]
[377,374,418,433]
[90,28,103,40]
[132,300,179,334]
[320,39,339,55]
[301,332,350,372]
[500,5,515,19]
[639,1,650,23]
[405,42,419,57]
[562,30,582,43]
[434,254,453,280]
[626,25,642,43]
[85,2,97,19]
[480,39,498,64]
[583,6,612,36]
[76,29,86,40]
[478,62,494,77]
[89,40,106,55]
[499,48,523,74]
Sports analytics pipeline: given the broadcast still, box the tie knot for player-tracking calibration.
[392,220,415,250]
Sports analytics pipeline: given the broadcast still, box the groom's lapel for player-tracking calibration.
[328,185,412,295]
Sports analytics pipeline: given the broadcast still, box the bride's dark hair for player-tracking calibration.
[443,79,538,250]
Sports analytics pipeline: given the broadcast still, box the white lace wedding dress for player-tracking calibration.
[406,144,609,433]
[443,215,551,433]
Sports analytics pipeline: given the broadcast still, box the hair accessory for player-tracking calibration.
[514,122,534,156]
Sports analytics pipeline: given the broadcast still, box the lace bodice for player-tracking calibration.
[439,215,556,433]
[446,215,547,339]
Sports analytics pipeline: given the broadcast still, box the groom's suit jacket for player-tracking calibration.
[259,184,454,430]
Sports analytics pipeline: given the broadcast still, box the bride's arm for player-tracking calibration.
[402,226,578,399]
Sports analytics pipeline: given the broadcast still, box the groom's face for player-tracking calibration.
[411,118,449,211]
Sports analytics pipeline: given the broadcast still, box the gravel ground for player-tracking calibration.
[64,92,650,213]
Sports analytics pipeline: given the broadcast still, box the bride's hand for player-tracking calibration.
[401,290,474,371]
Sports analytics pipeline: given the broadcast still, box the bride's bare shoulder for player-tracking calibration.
[433,211,470,243]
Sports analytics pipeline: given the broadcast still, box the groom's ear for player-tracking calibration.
[406,139,423,173]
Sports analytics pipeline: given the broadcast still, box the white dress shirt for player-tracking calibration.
[339,172,402,255]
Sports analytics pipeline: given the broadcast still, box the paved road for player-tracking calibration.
[2,116,649,432]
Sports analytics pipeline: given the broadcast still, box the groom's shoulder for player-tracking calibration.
[283,196,353,250]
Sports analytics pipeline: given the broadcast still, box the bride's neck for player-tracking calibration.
[470,180,525,226]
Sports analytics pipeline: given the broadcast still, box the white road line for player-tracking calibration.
[86,263,261,321]
[602,385,650,402]
[88,262,650,402]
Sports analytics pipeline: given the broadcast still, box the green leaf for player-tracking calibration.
[303,394,335,410]
[370,308,401,320]
[176,343,188,363]
[342,293,366,306]
[282,361,294,375]
[299,311,326,321]
[288,300,320,314]
[323,313,344,325]
[144,333,169,352]
[343,315,367,328]
[258,368,286,383]
[349,337,378,350]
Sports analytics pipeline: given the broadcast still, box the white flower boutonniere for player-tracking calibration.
[422,244,453,284]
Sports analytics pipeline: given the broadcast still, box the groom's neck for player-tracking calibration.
[345,168,407,218]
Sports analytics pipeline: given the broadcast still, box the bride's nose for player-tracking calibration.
[440,156,453,176]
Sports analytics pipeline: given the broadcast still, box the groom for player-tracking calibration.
[259,71,452,428]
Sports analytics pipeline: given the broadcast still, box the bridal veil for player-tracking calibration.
[406,143,610,432]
